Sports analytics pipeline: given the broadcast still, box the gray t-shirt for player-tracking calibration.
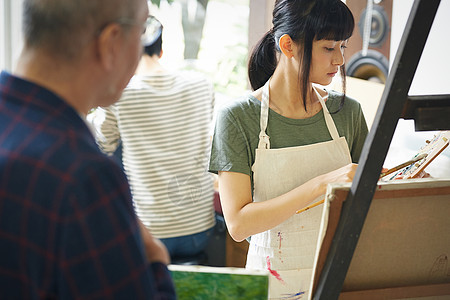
[209,90,368,188]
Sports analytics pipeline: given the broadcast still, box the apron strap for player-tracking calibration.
[258,80,271,149]
[313,85,340,141]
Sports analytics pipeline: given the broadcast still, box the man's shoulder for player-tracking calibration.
[0,119,117,189]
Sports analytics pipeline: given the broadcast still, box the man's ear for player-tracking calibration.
[96,23,122,70]
[279,34,294,58]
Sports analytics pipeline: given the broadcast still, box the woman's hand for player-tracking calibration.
[416,170,431,178]
[316,163,358,193]
[395,170,432,180]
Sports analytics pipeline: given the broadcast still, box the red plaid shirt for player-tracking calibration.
[0,71,176,299]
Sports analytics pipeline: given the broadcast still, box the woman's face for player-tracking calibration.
[309,39,347,86]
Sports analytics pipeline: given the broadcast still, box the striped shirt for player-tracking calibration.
[93,71,216,238]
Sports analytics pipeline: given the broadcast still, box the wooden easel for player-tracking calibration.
[312,179,450,299]
[313,0,450,299]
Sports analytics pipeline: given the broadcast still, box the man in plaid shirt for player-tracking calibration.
[0,0,176,298]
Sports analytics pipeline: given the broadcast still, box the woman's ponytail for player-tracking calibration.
[248,30,278,91]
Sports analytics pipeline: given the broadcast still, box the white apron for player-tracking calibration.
[246,79,352,299]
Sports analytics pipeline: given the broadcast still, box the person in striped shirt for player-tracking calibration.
[92,16,216,262]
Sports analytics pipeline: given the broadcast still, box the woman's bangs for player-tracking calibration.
[316,4,354,41]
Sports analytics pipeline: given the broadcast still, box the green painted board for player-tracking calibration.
[169,264,269,299]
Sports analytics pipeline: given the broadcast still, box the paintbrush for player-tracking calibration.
[379,153,428,179]
[296,199,324,214]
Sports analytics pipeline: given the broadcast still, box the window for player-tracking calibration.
[0,0,24,72]
[149,0,250,106]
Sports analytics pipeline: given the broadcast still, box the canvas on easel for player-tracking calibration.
[311,179,450,300]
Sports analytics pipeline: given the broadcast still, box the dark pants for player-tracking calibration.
[160,227,213,260]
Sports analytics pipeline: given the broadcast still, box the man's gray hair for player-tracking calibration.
[22,0,140,60]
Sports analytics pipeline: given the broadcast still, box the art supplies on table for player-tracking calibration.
[380,131,450,181]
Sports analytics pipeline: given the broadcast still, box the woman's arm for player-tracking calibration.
[219,163,358,242]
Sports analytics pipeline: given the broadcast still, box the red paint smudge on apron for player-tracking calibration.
[266,256,285,283]
[277,232,284,262]
[278,232,282,249]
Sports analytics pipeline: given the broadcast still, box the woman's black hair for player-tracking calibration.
[248,0,354,113]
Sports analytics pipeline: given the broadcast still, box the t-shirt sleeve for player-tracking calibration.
[91,106,121,155]
[350,103,369,163]
[208,104,253,176]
